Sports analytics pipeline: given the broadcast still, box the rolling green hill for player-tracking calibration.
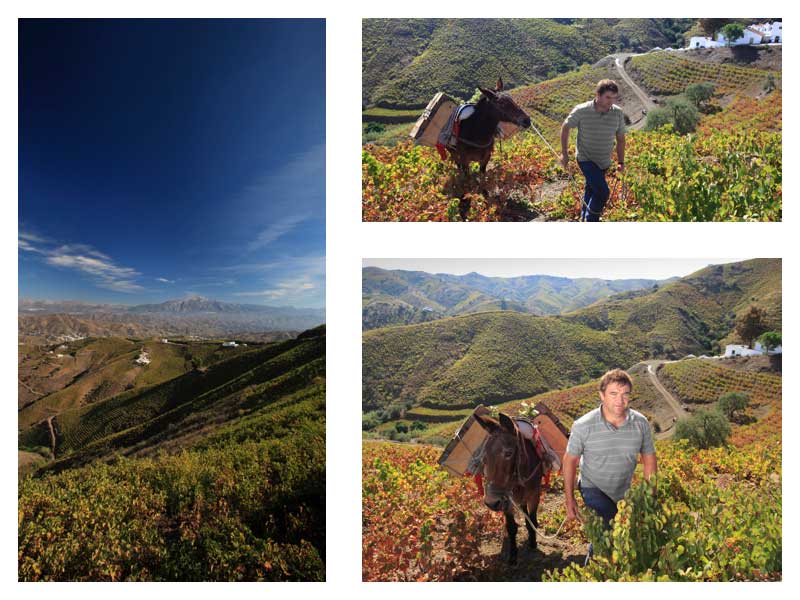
[363,18,696,109]
[18,326,326,581]
[18,339,254,429]
[362,259,780,412]
[565,258,781,355]
[363,267,665,329]
[362,311,639,412]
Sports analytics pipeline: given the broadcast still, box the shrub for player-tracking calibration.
[674,409,731,449]
[665,97,700,134]
[365,122,386,134]
[685,82,715,108]
[644,107,673,131]
[759,331,781,353]
[362,411,382,431]
[717,392,749,421]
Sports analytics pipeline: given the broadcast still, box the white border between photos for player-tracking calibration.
[0,1,795,598]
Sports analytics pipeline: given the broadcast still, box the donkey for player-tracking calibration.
[475,412,543,565]
[448,78,532,174]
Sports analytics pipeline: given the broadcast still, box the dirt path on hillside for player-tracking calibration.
[642,361,688,439]
[613,54,656,131]
[18,378,44,398]
[46,416,56,458]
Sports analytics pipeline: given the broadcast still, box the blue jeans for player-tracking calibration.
[577,161,610,222]
[579,482,617,564]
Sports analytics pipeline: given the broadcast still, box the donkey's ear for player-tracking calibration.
[479,87,496,99]
[495,77,504,92]
[498,412,516,434]
[475,413,499,433]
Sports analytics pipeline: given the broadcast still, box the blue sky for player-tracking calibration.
[19,19,325,308]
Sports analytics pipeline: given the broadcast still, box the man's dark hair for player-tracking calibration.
[599,368,633,393]
[596,79,619,95]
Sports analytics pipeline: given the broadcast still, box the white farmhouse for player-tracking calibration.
[689,22,782,49]
[688,36,721,49]
[724,344,761,357]
[751,21,782,43]
[222,341,238,347]
[724,342,782,357]
[135,350,151,365]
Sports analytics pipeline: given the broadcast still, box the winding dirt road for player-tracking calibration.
[643,361,689,439]
[613,53,657,130]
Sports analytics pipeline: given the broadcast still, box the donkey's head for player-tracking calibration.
[475,412,520,512]
[479,77,532,129]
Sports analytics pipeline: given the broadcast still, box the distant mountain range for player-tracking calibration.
[363,259,781,411]
[363,267,672,329]
[18,296,325,342]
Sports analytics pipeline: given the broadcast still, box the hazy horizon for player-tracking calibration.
[18,294,325,311]
[362,258,752,281]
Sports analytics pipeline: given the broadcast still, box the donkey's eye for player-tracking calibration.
[503,450,514,460]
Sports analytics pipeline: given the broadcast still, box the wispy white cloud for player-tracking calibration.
[19,231,49,243]
[248,213,310,252]
[19,230,50,254]
[212,255,325,275]
[234,277,316,299]
[19,229,145,293]
[46,246,143,293]
[156,277,174,284]
[234,144,324,254]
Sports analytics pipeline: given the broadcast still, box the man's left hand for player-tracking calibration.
[617,163,625,173]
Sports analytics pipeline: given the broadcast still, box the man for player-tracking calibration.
[560,80,626,222]
[563,369,657,563]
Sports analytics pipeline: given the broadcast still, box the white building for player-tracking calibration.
[135,350,151,365]
[751,21,782,43]
[689,22,782,49]
[688,36,721,49]
[724,342,782,358]
[724,344,761,357]
[222,341,238,347]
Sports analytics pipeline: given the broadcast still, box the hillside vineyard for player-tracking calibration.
[19,327,326,581]
[363,21,781,222]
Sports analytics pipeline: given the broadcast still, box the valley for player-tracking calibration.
[362,258,781,581]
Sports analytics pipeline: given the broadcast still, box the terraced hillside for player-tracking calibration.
[659,358,781,415]
[367,372,662,446]
[363,18,695,108]
[18,326,326,581]
[363,259,780,412]
[627,50,776,96]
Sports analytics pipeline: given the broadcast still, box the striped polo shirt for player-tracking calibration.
[564,100,626,170]
[566,406,655,502]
